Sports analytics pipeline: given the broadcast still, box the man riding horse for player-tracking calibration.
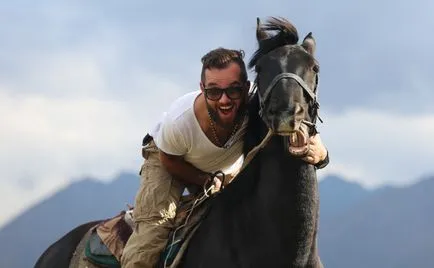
[120,47,329,268]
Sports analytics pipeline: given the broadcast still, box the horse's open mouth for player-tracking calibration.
[286,129,309,157]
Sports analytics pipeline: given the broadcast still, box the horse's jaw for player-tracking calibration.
[284,129,309,157]
[273,127,310,158]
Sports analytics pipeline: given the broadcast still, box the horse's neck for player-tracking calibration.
[249,134,318,225]
[182,132,320,267]
[243,124,311,203]
[257,136,309,197]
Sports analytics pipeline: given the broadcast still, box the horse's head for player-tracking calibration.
[249,17,321,157]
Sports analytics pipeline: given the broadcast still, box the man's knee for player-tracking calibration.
[121,221,172,268]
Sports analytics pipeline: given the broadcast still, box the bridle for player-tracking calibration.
[256,71,322,135]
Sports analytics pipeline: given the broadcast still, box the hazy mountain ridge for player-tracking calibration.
[0,172,139,268]
[1,173,433,268]
[319,175,434,268]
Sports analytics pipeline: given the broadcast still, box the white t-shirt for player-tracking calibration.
[150,90,247,175]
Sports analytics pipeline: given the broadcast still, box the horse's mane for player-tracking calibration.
[242,91,261,156]
[248,17,299,69]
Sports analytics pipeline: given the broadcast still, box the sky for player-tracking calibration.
[1,0,434,228]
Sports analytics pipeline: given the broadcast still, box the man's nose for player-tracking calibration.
[219,91,231,103]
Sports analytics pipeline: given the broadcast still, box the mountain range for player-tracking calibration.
[0,172,433,268]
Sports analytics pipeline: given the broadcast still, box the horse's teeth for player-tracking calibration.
[291,133,298,144]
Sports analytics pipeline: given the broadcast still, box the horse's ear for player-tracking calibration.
[256,17,268,42]
[302,32,316,55]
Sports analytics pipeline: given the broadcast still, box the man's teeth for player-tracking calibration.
[220,106,233,111]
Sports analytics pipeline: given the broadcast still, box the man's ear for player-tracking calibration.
[200,81,205,92]
[245,80,251,89]
[244,81,251,93]
[243,80,251,100]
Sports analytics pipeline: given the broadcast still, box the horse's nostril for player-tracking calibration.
[286,103,304,118]
[295,103,304,116]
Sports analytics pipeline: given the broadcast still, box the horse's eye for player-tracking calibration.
[313,65,320,73]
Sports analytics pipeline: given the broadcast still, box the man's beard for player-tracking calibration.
[206,100,246,131]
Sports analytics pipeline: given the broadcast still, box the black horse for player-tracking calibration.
[179,17,323,268]
[35,16,324,268]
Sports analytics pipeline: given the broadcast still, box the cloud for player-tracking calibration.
[1,0,434,228]
[0,1,207,227]
[0,68,188,228]
[2,83,433,227]
[0,91,136,225]
[317,108,434,188]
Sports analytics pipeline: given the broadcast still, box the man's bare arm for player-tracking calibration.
[159,150,211,186]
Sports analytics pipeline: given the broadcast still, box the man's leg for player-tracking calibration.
[121,141,184,268]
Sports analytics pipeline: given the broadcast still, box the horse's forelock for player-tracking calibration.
[248,17,299,70]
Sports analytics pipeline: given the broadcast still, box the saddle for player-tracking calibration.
[81,210,132,268]
[82,190,212,268]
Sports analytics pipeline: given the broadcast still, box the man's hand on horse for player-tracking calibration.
[211,177,222,193]
[302,134,327,165]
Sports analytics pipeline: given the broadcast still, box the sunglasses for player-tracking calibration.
[204,86,244,101]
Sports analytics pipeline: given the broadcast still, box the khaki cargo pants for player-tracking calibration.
[121,140,184,268]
